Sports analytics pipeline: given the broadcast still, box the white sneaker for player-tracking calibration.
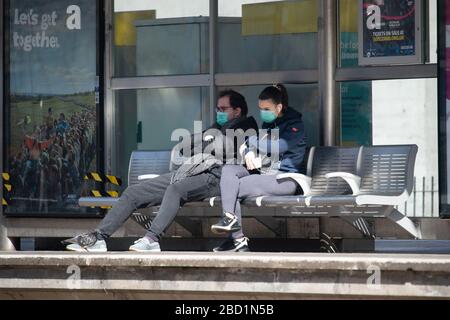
[129,237,161,252]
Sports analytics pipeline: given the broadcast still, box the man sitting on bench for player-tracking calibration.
[63,90,258,252]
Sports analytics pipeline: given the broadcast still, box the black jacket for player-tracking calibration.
[185,116,258,160]
[171,116,258,183]
[247,107,306,173]
[210,116,259,161]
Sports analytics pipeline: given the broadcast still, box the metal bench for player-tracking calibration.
[238,145,420,239]
[78,144,420,240]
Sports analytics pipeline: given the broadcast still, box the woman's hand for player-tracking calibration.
[245,151,257,170]
[245,151,262,170]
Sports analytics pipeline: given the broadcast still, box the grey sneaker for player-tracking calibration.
[129,237,161,252]
[63,232,107,252]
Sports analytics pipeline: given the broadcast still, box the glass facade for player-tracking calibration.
[372,78,438,217]
[217,0,318,72]
[341,78,438,217]
[114,87,207,187]
[0,0,443,219]
[113,0,210,77]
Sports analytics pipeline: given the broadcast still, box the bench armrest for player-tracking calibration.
[325,172,361,195]
[138,174,160,181]
[276,173,312,196]
[356,190,410,206]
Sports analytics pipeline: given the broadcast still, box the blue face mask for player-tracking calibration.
[260,110,278,123]
[216,112,229,126]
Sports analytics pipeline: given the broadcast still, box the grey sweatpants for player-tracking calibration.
[220,165,299,239]
[97,171,220,240]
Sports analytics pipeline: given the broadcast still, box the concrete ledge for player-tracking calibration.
[4,217,450,241]
[1,252,450,299]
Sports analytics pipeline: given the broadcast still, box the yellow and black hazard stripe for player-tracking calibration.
[2,185,13,206]
[84,172,122,186]
[83,172,122,209]
[2,187,9,205]
[2,173,10,182]
[2,173,12,206]
[91,190,119,209]
[91,190,119,198]
[3,184,12,194]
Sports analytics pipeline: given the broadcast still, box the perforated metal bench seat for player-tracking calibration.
[78,144,421,239]
[78,196,306,212]
[78,197,212,208]
[207,196,399,218]
[208,195,308,207]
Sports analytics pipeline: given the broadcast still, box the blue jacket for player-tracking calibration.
[248,107,306,173]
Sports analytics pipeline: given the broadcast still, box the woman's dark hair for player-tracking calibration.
[259,83,289,111]
[218,89,248,116]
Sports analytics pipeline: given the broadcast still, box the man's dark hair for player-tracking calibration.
[219,89,248,116]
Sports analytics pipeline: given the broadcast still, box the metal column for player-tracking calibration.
[208,0,218,126]
[104,0,115,175]
[318,0,338,147]
[0,0,16,251]
[318,0,338,250]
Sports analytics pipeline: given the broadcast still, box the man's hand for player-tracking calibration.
[204,135,214,142]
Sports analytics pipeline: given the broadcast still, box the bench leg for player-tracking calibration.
[132,213,153,230]
[254,217,287,238]
[131,214,203,237]
[386,208,422,239]
[0,214,17,251]
[341,216,375,239]
[319,217,339,253]
[174,217,203,238]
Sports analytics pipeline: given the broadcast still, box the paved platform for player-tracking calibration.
[0,252,450,299]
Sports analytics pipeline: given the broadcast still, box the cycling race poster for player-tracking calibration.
[3,0,101,216]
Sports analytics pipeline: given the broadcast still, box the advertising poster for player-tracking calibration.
[359,0,422,65]
[4,0,99,215]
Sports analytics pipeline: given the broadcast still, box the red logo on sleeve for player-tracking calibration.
[291,127,298,132]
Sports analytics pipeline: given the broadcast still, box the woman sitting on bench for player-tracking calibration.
[211,84,307,252]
